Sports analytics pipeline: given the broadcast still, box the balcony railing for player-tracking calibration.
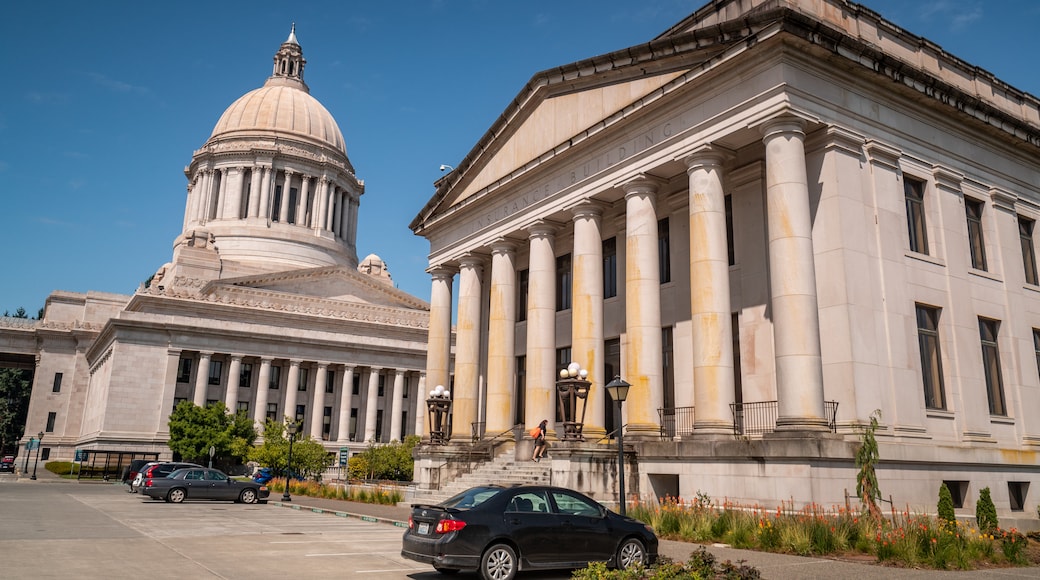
[730,400,839,436]
[657,406,695,438]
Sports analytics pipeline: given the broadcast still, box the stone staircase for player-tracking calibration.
[404,452,549,506]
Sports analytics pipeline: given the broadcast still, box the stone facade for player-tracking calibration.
[411,0,1040,527]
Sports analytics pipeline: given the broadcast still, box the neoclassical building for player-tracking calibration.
[411,0,1040,525]
[6,28,431,469]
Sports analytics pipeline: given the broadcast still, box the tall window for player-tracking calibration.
[269,365,281,390]
[725,195,735,266]
[266,403,277,422]
[177,358,192,383]
[905,178,929,254]
[662,327,674,410]
[916,304,946,410]
[295,404,305,423]
[297,367,308,391]
[239,363,253,389]
[514,356,527,426]
[556,254,572,311]
[46,412,56,432]
[271,185,282,222]
[208,360,223,386]
[52,372,62,393]
[323,407,333,440]
[325,370,335,394]
[287,188,299,224]
[965,198,987,270]
[603,338,621,436]
[350,408,359,441]
[1033,329,1040,384]
[603,237,617,299]
[378,373,386,397]
[732,312,743,405]
[237,401,248,415]
[979,318,1006,416]
[375,410,384,442]
[1020,217,1038,285]
[517,268,529,322]
[658,218,671,284]
[352,373,360,395]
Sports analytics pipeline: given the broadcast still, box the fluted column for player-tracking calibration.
[184,179,198,229]
[336,365,355,443]
[196,170,213,222]
[414,373,426,437]
[193,352,212,407]
[332,191,343,237]
[224,355,243,412]
[258,167,272,220]
[325,184,337,231]
[347,195,360,249]
[761,117,828,431]
[278,170,293,222]
[526,223,557,435]
[571,203,606,438]
[340,194,352,242]
[685,148,736,434]
[297,176,311,225]
[451,256,484,442]
[390,369,407,441]
[215,168,229,218]
[364,368,381,442]
[485,241,517,436]
[284,360,301,423]
[310,363,328,439]
[313,178,328,231]
[425,268,455,399]
[248,167,263,217]
[253,357,273,428]
[622,176,664,438]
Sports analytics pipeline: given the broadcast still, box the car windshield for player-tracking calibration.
[440,487,502,509]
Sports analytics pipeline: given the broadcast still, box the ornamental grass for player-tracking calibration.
[267,479,403,505]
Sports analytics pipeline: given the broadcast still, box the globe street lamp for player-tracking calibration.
[605,376,631,515]
[556,362,591,440]
[282,421,299,502]
[30,431,44,480]
[425,385,452,445]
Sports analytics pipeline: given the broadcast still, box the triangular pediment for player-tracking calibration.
[209,266,428,310]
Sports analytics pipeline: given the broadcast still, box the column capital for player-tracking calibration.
[490,238,517,255]
[525,220,558,239]
[289,359,302,367]
[199,351,214,358]
[368,366,384,373]
[259,356,274,363]
[316,361,329,369]
[759,115,807,140]
[619,174,662,197]
[340,363,356,371]
[394,369,408,378]
[570,200,606,221]
[229,354,243,363]
[458,254,486,269]
[428,266,457,281]
[682,144,734,171]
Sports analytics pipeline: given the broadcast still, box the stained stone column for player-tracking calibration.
[258,167,272,220]
[313,178,328,231]
[685,148,736,434]
[253,357,273,427]
[196,170,213,222]
[248,167,263,217]
[278,170,293,223]
[414,373,426,437]
[326,185,337,232]
[223,167,245,220]
[297,176,311,225]
[284,360,301,423]
[761,117,828,431]
[309,363,328,439]
[215,168,229,218]
[390,369,407,441]
[485,241,517,437]
[526,223,557,435]
[224,355,243,412]
[452,256,484,442]
[364,368,381,443]
[571,203,606,438]
[193,352,212,407]
[336,365,355,443]
[622,176,664,438]
[425,268,455,401]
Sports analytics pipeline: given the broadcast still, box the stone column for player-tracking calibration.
[347,195,360,249]
[685,148,736,434]
[224,355,243,412]
[414,373,426,437]
[297,176,311,226]
[284,360,301,423]
[196,170,213,222]
[526,222,557,435]
[326,185,337,232]
[340,194,352,242]
[193,352,212,407]
[278,170,293,223]
[425,268,455,399]
[485,241,517,437]
[215,168,229,219]
[336,365,355,443]
[364,368,381,443]
[258,167,273,220]
[571,202,607,438]
[622,176,664,438]
[248,167,263,217]
[184,180,198,229]
[332,191,343,238]
[452,255,484,442]
[223,167,245,220]
[253,357,273,428]
[390,369,407,441]
[310,363,328,439]
[313,178,328,231]
[761,117,828,431]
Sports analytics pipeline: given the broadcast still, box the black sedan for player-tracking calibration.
[402,485,657,580]
[141,467,269,504]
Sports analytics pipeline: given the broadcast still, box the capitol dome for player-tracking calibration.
[209,84,346,154]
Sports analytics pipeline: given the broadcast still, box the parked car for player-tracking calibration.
[401,485,657,580]
[122,459,153,486]
[131,461,202,493]
[141,467,269,504]
[0,455,15,473]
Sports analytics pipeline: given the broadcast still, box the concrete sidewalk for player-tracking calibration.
[268,492,1040,579]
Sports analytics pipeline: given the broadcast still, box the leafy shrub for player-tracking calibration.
[975,487,998,534]
[571,548,760,580]
[937,482,956,528]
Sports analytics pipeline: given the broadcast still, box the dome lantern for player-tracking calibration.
[270,23,307,92]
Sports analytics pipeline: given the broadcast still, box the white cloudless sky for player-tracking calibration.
[1,0,1037,315]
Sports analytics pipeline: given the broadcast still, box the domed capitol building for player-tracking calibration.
[4,28,431,466]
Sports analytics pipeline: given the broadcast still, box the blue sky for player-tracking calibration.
[2,0,1038,315]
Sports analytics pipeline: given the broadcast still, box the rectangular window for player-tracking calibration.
[266,403,278,422]
[603,338,621,436]
[208,360,223,386]
[46,412,56,432]
[1034,329,1040,383]
[517,269,529,322]
[1009,482,1029,511]
[965,198,987,271]
[378,373,386,397]
[402,378,409,398]
[239,363,253,389]
[556,254,572,311]
[236,401,248,415]
[326,370,335,394]
[1020,217,1038,285]
[41,448,50,461]
[297,367,308,391]
[272,185,282,222]
[352,373,360,395]
[732,312,743,405]
[375,409,384,442]
[269,365,281,390]
[295,404,305,423]
[658,218,671,284]
[52,372,62,393]
[177,358,192,383]
[662,327,674,410]
[916,304,947,410]
[603,237,617,299]
[323,406,333,440]
[905,177,929,254]
[944,480,968,508]
[514,356,526,426]
[350,408,359,441]
[287,187,299,224]
[979,317,1006,416]
[725,195,735,266]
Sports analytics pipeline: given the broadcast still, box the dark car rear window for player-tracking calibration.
[441,487,503,509]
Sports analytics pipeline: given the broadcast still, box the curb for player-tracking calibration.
[267,500,410,528]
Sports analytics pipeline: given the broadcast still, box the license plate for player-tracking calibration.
[418,522,430,535]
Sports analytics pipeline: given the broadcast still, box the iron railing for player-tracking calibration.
[657,406,695,438]
[730,400,839,436]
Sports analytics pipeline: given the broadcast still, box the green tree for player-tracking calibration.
[354,435,420,481]
[1,307,39,455]
[246,420,336,480]
[855,409,883,521]
[937,482,956,528]
[975,486,998,533]
[167,401,256,466]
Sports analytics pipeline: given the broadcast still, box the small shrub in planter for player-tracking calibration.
[975,487,998,534]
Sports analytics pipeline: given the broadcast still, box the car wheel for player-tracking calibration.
[167,488,186,503]
[480,543,517,580]
[239,489,258,504]
[616,538,646,569]
[433,566,460,575]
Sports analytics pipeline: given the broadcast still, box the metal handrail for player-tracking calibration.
[729,400,840,436]
[658,406,695,438]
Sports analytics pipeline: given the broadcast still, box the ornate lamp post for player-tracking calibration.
[30,431,44,480]
[556,362,591,441]
[426,385,452,445]
[282,421,299,502]
[605,376,631,515]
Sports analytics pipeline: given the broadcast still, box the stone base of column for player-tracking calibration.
[774,416,832,433]
[692,420,736,436]
[624,422,664,440]
[684,431,734,442]
[581,425,607,441]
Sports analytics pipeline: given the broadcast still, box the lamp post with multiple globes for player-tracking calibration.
[426,385,452,445]
[556,362,591,441]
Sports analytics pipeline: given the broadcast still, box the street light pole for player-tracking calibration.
[23,437,34,474]
[282,421,298,502]
[30,431,44,480]
[605,376,631,516]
